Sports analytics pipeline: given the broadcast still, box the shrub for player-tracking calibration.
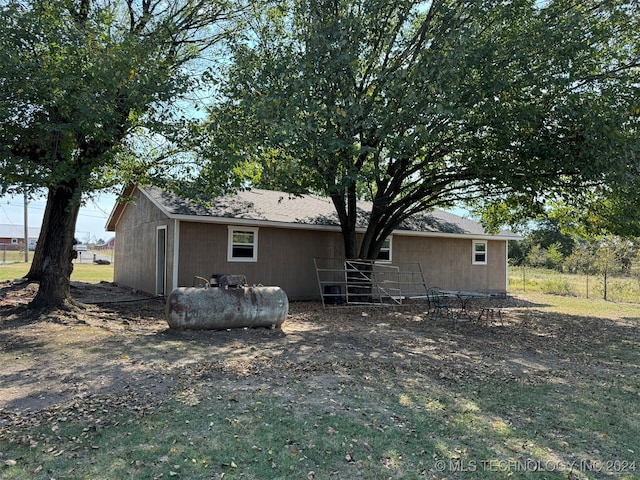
[540,278,574,296]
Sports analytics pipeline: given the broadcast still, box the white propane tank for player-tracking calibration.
[166,286,288,330]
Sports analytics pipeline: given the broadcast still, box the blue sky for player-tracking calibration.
[0,192,116,244]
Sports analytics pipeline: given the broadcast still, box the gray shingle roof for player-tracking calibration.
[141,186,517,239]
[0,224,40,239]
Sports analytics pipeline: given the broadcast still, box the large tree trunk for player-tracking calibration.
[25,193,54,281]
[330,185,359,259]
[30,184,81,310]
[330,184,380,301]
[359,213,387,261]
[341,224,358,259]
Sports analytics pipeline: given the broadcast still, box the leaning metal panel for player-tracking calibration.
[314,258,429,308]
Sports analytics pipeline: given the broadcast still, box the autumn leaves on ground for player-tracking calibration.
[0,281,638,479]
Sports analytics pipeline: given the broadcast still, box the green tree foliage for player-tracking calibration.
[525,219,575,257]
[545,242,565,271]
[594,237,628,301]
[509,217,574,266]
[564,242,597,275]
[526,244,548,269]
[0,0,240,308]
[631,249,640,293]
[518,241,563,270]
[550,236,634,299]
[200,0,640,260]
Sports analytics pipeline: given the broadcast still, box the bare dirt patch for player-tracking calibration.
[0,281,636,428]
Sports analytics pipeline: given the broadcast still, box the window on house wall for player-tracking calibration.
[472,240,487,265]
[377,236,392,262]
[11,238,18,245]
[228,227,258,262]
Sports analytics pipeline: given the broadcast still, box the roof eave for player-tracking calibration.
[108,185,521,241]
[105,184,137,232]
[169,213,520,240]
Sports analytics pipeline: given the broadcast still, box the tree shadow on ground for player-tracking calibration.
[1,282,638,433]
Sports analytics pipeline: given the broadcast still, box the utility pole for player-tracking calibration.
[23,192,28,262]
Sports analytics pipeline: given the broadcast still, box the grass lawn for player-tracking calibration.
[0,286,638,479]
[0,253,113,283]
[509,266,640,304]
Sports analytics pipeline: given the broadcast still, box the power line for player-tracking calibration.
[0,205,19,226]
[2,200,109,219]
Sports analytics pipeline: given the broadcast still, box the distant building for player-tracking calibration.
[94,237,116,250]
[0,224,40,250]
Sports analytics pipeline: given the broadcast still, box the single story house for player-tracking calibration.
[106,185,520,300]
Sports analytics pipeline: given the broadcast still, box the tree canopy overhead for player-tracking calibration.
[0,0,242,308]
[201,0,640,259]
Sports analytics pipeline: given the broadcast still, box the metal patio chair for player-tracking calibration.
[427,287,454,322]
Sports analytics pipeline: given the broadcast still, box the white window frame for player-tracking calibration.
[472,240,487,265]
[11,238,18,245]
[227,226,259,262]
[376,236,392,263]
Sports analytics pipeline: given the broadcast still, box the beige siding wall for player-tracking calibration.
[175,223,508,300]
[113,190,175,295]
[177,223,345,300]
[391,235,507,293]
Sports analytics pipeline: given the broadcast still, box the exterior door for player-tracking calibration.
[156,226,167,296]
